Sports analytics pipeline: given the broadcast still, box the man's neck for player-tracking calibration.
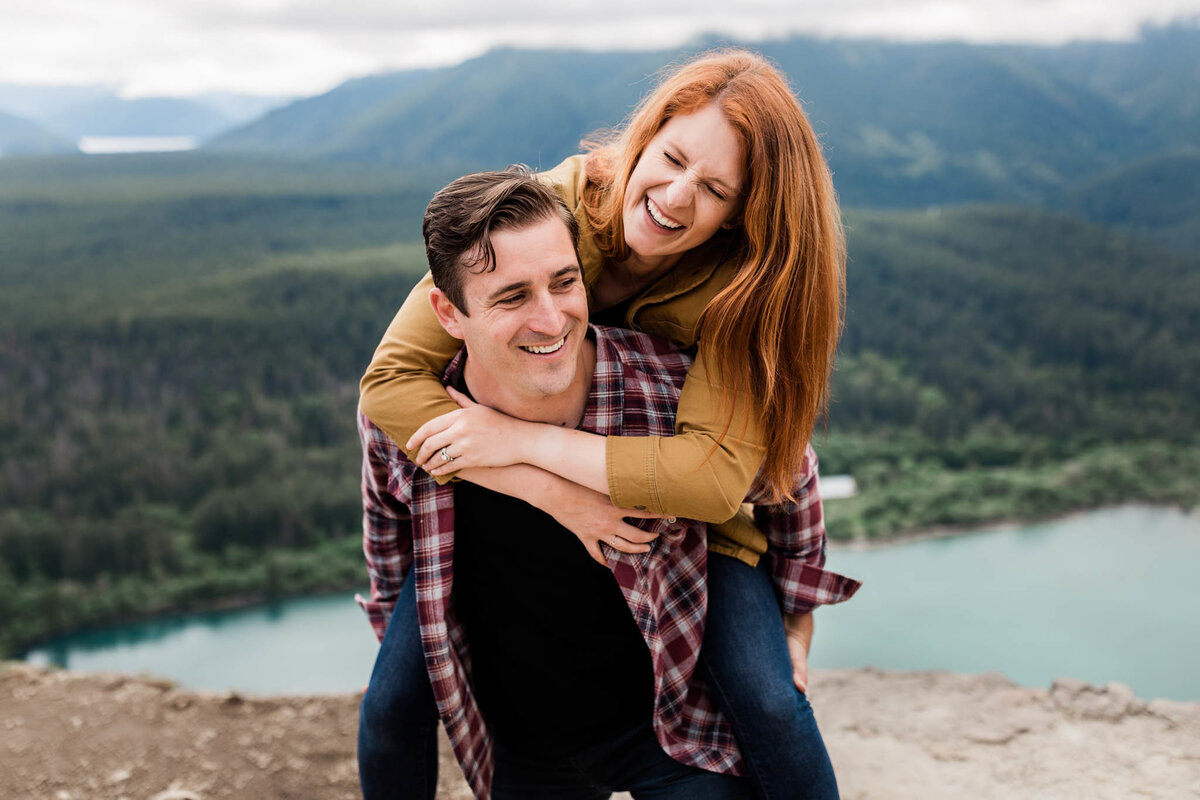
[462,337,596,428]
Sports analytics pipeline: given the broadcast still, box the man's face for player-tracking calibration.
[434,216,588,404]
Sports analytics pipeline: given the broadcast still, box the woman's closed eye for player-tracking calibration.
[664,151,730,200]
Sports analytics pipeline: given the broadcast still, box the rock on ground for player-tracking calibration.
[2,663,1198,799]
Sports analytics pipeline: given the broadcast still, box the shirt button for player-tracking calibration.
[634,505,647,510]
[666,517,676,524]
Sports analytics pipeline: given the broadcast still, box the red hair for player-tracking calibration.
[583,50,845,501]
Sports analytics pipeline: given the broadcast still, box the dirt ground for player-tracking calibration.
[3,662,1198,799]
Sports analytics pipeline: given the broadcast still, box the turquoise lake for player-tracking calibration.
[24,505,1200,701]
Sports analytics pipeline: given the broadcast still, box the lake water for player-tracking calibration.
[24,505,1200,701]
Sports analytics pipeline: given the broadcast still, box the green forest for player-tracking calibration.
[1,153,1196,657]
[2,28,1199,657]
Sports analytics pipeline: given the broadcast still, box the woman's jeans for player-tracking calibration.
[699,552,840,800]
[358,552,839,800]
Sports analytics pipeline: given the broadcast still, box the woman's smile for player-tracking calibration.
[645,197,684,231]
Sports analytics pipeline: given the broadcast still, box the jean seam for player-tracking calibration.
[702,656,778,800]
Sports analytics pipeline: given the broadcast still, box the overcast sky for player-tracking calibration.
[2,0,1198,98]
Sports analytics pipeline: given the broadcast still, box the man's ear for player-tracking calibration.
[429,287,466,340]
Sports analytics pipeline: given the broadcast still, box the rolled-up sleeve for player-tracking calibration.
[355,409,416,642]
[607,345,765,523]
[751,445,861,615]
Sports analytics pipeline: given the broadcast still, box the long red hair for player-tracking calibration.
[583,50,845,501]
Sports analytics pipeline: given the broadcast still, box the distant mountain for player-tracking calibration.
[0,85,294,144]
[0,109,76,156]
[190,92,294,127]
[207,50,668,168]
[207,27,1200,214]
[0,84,114,122]
[43,96,236,141]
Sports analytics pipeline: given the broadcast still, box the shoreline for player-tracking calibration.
[16,501,1193,659]
[827,501,1196,551]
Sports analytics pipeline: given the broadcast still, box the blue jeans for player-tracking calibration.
[699,553,840,800]
[491,721,750,799]
[358,575,440,800]
[358,554,839,800]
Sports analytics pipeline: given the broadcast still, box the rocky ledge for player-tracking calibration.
[2,664,1197,799]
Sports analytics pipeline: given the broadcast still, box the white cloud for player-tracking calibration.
[0,0,1197,97]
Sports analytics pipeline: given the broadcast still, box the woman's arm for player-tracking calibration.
[360,272,463,467]
[607,345,765,522]
[410,342,765,523]
[409,387,611,495]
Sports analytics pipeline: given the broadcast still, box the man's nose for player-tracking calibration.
[526,290,566,334]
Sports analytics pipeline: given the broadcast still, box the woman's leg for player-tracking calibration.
[358,576,440,800]
[700,553,840,800]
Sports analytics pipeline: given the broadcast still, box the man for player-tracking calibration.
[356,168,852,799]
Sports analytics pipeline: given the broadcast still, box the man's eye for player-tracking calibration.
[498,294,523,305]
[556,277,577,290]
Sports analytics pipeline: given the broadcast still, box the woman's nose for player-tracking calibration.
[664,173,696,207]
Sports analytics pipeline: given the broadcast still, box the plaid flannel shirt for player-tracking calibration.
[357,325,860,800]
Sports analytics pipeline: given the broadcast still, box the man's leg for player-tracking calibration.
[699,553,840,800]
[358,576,440,800]
[579,721,751,800]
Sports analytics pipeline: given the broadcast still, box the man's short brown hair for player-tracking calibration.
[423,166,580,313]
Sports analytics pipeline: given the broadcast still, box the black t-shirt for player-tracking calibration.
[589,297,634,328]
[452,480,654,756]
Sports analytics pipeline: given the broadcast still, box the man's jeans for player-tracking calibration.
[357,575,748,799]
[358,553,839,800]
[699,553,841,800]
[490,720,749,800]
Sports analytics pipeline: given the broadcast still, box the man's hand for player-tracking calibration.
[783,611,814,693]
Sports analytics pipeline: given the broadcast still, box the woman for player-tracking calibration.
[358,49,857,800]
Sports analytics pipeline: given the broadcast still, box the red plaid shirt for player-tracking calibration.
[357,325,860,799]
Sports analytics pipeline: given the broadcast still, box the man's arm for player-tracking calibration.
[356,409,416,642]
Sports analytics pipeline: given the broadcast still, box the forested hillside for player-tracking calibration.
[3,28,1199,656]
[2,153,1197,655]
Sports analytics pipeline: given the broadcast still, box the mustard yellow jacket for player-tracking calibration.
[359,155,771,564]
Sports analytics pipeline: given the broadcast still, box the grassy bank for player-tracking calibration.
[823,440,1200,540]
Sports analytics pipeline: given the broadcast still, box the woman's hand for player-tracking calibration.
[408,387,531,475]
[548,482,667,565]
[783,611,814,693]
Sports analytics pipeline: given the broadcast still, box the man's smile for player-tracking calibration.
[518,334,567,355]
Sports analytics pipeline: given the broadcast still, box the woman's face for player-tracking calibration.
[622,102,746,265]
